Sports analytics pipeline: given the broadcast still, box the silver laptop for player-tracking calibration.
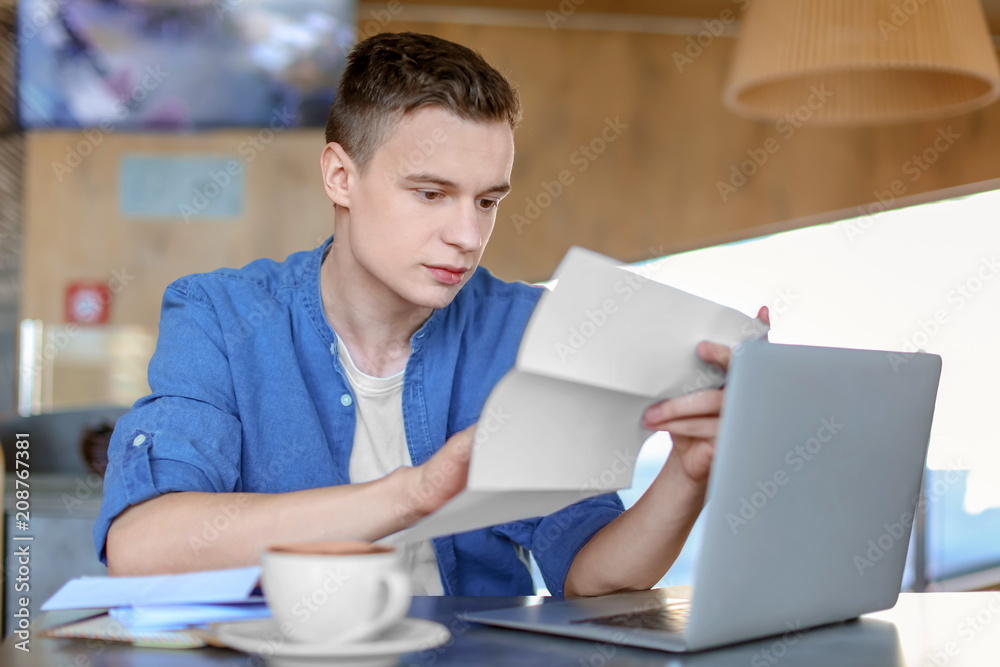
[460,341,942,652]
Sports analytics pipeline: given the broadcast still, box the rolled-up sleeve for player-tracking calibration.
[493,491,625,596]
[94,277,243,565]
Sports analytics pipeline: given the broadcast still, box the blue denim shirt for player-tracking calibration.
[94,237,624,595]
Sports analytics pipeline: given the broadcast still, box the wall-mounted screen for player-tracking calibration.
[18,0,355,130]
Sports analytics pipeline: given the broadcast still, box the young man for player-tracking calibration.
[97,32,768,598]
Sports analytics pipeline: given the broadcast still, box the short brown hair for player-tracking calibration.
[325,32,521,172]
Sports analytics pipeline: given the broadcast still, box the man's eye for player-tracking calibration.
[479,199,498,210]
[419,191,442,201]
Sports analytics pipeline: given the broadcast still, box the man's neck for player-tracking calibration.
[320,237,432,378]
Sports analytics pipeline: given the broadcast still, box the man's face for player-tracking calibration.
[334,106,514,310]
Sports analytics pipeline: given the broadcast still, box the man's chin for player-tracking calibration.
[406,281,465,310]
[419,290,460,311]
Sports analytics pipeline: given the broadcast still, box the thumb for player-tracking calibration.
[452,423,477,463]
[436,423,477,464]
[757,305,770,326]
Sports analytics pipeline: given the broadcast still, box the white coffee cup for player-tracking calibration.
[261,541,412,644]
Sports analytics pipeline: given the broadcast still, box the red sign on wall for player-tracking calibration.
[65,282,111,324]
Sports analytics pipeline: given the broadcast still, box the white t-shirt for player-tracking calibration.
[337,335,444,595]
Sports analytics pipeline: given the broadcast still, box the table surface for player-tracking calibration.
[3,592,999,666]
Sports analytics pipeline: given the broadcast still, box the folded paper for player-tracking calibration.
[383,247,768,544]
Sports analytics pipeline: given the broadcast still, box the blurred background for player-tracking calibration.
[0,0,998,628]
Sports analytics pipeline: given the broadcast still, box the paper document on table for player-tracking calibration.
[41,566,261,611]
[381,247,767,545]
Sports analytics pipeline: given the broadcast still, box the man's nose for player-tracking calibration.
[442,200,483,252]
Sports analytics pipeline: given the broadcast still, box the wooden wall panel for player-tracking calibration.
[21,13,1000,335]
[389,0,1000,32]
[379,20,1000,280]
[22,130,334,332]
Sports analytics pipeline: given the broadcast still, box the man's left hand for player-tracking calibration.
[640,306,770,484]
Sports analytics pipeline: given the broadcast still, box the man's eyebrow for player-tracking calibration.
[402,173,459,189]
[401,173,511,196]
[484,182,512,196]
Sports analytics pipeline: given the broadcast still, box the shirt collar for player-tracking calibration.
[308,235,447,356]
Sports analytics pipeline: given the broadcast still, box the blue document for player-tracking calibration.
[41,566,261,611]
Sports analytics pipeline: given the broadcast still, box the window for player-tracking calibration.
[532,185,1000,593]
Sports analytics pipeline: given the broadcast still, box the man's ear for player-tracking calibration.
[321,142,354,208]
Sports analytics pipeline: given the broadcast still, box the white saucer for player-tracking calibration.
[213,617,450,665]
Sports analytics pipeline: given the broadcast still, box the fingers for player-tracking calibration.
[651,416,720,439]
[697,340,732,371]
[449,424,477,463]
[413,425,477,516]
[642,390,723,429]
[433,423,477,464]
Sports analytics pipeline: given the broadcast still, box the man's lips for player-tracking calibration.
[425,265,469,285]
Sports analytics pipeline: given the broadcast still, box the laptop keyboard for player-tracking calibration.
[570,600,691,633]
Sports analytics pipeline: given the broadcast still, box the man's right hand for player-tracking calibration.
[395,423,477,525]
[108,423,480,575]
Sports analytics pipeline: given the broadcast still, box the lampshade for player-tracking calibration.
[724,0,1000,125]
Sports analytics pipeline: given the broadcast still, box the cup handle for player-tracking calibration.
[339,570,412,644]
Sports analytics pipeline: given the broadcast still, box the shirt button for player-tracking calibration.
[132,434,146,446]
[340,394,353,407]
